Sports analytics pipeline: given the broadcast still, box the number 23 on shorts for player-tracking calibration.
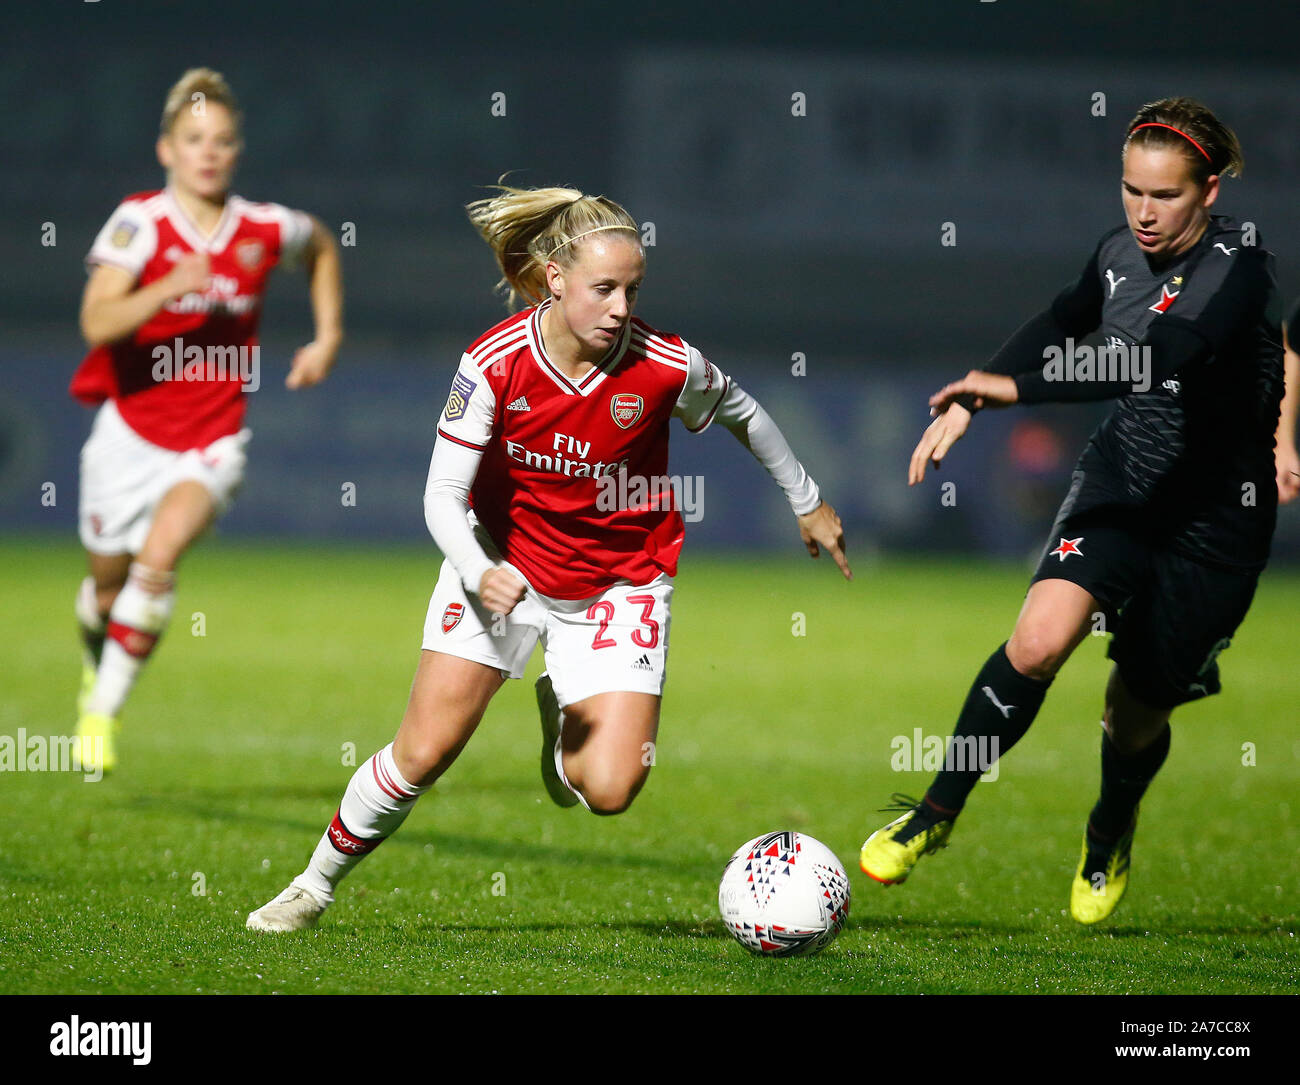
[587,593,661,650]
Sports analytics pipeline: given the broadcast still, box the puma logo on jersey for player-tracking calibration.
[1214,243,1238,255]
[1105,269,1126,297]
[981,686,1016,719]
[506,395,531,412]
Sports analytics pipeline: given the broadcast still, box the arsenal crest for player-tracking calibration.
[441,602,465,634]
[234,238,266,272]
[610,393,644,429]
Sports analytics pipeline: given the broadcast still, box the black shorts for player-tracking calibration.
[1029,508,1260,709]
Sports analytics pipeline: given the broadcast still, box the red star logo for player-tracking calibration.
[1148,284,1180,313]
[1050,537,1084,561]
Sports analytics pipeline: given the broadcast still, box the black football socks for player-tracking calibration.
[1087,724,1170,845]
[918,642,1052,822]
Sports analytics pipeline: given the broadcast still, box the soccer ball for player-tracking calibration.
[718,831,851,956]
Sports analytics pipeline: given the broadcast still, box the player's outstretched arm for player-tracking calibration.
[286,216,343,389]
[711,389,850,579]
[673,347,849,579]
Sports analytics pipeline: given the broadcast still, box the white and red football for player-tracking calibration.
[718,831,851,956]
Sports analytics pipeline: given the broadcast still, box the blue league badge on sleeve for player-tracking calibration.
[444,372,477,421]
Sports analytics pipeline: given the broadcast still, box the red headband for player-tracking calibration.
[1129,122,1212,163]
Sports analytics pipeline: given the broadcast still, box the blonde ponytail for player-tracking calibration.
[466,183,640,308]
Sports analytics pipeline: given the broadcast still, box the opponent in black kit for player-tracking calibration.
[859,97,1284,923]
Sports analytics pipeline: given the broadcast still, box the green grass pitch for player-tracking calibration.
[1,537,1296,994]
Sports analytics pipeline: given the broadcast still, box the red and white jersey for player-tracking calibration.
[70,188,313,451]
[436,301,730,599]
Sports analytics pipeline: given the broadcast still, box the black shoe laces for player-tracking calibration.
[878,793,949,850]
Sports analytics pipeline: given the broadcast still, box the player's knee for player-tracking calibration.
[1103,674,1171,755]
[579,768,645,816]
[584,789,635,816]
[1006,627,1071,682]
[135,540,183,574]
[392,738,454,789]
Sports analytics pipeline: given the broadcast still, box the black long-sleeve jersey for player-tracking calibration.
[986,215,1284,572]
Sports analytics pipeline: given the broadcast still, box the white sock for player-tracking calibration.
[86,563,175,717]
[294,743,429,904]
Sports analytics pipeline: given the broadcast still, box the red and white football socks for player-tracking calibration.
[84,563,176,717]
[293,743,430,904]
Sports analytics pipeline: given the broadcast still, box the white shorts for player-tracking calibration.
[78,400,250,555]
[421,535,673,708]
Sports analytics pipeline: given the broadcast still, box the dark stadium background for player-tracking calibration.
[6,0,1300,559]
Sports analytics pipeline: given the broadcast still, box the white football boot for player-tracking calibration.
[246,884,329,932]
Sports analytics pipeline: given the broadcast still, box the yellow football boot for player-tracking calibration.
[73,712,118,776]
[860,794,954,885]
[1070,815,1136,924]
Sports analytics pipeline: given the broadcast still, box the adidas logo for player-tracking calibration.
[631,654,653,672]
[506,395,531,412]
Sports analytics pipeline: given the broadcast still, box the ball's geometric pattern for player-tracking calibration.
[719,831,851,957]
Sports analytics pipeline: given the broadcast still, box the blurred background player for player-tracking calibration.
[1276,298,1300,503]
[72,68,344,772]
[859,98,1283,923]
[247,184,850,931]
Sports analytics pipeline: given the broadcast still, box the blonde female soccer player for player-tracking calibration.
[248,184,849,931]
[859,98,1283,924]
[72,68,343,772]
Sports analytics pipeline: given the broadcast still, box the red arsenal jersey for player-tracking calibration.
[71,188,313,451]
[436,301,729,599]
